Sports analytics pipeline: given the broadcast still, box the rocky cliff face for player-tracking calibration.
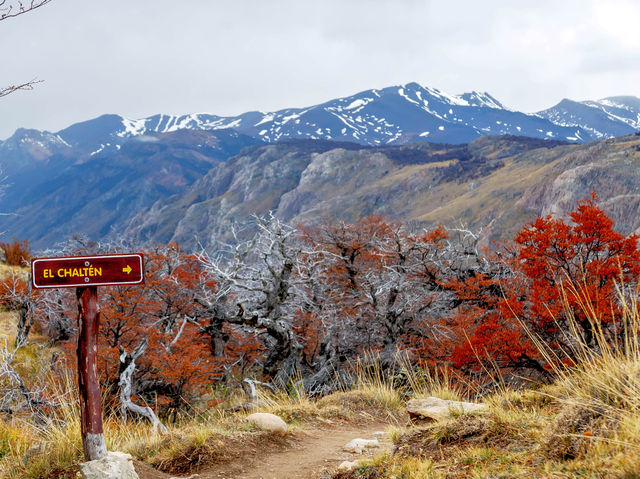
[4,131,639,250]
[125,140,365,246]
[124,134,640,251]
[513,137,640,236]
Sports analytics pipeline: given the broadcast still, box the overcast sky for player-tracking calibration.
[1,0,639,139]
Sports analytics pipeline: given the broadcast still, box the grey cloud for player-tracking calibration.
[0,0,638,138]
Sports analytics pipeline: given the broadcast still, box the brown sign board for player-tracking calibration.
[31,253,144,289]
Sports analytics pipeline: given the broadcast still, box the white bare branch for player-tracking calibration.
[119,338,168,435]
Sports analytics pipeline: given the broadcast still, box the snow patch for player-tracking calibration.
[345,98,372,110]
[118,117,147,137]
[398,88,420,106]
[255,114,275,126]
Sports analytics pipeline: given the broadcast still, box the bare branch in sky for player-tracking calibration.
[0,79,43,99]
[1,1,52,100]
[0,0,52,21]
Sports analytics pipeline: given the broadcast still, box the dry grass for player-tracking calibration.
[340,284,640,479]
[4,259,640,478]
[0,393,264,478]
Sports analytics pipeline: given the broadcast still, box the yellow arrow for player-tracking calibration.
[122,265,132,274]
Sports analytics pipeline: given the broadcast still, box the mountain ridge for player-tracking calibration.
[3,83,640,156]
[1,82,639,250]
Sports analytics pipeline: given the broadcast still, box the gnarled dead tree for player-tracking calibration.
[197,214,510,395]
[198,214,307,387]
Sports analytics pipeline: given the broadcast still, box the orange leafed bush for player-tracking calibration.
[0,237,31,266]
[58,245,263,411]
[447,195,640,374]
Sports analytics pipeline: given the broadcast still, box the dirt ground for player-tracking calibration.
[134,421,393,479]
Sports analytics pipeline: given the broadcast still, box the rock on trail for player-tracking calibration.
[406,397,488,422]
[247,413,289,433]
[342,438,380,454]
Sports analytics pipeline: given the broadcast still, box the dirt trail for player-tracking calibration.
[227,422,390,479]
[136,421,394,479]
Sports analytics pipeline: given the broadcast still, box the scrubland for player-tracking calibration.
[1,197,640,478]
[2,299,640,479]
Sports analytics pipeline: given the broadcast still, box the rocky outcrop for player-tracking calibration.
[510,138,640,236]
[126,141,349,248]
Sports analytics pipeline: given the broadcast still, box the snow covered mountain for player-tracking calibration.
[51,83,588,151]
[2,83,639,170]
[11,82,639,159]
[537,96,640,140]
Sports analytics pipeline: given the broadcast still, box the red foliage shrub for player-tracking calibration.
[448,195,640,374]
[60,245,262,411]
[0,237,31,266]
[514,195,640,340]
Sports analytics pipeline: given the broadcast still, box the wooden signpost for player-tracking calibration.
[31,253,144,461]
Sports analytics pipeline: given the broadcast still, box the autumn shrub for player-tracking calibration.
[51,245,263,414]
[0,238,30,266]
[448,195,640,378]
[98,248,238,410]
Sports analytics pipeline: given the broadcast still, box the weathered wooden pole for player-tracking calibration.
[77,286,107,461]
[32,253,144,461]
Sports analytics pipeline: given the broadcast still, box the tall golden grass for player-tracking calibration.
[527,280,640,414]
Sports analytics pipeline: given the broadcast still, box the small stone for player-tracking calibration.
[246,412,288,433]
[338,460,360,471]
[79,451,138,479]
[343,438,380,454]
[406,397,488,422]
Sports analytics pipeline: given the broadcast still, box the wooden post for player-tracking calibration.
[77,286,107,461]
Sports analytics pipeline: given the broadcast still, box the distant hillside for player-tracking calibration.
[0,129,261,246]
[1,124,639,250]
[125,134,640,251]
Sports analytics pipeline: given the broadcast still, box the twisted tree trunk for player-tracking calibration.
[118,338,168,435]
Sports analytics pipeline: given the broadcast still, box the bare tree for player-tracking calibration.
[198,214,306,387]
[0,338,65,421]
[118,338,168,434]
[0,270,36,346]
